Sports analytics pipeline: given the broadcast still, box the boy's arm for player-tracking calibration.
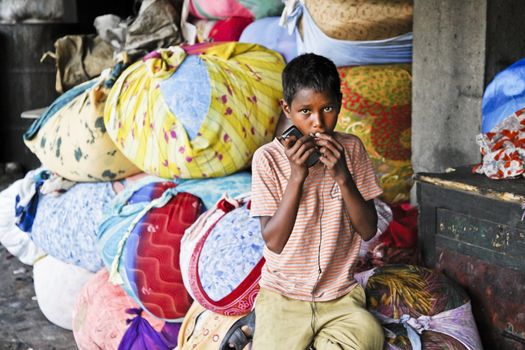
[257,135,317,254]
[259,175,304,254]
[315,133,378,241]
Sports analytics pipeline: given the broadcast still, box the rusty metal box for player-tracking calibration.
[416,166,525,349]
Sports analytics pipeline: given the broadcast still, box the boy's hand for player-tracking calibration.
[281,134,317,181]
[314,133,351,183]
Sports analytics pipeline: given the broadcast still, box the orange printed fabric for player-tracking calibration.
[250,133,382,302]
[473,107,525,179]
[336,64,412,204]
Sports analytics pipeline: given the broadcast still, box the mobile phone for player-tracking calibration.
[281,126,320,167]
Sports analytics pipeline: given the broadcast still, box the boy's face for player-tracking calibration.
[281,88,341,137]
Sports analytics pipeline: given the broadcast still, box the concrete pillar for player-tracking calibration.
[412,0,525,173]
[412,0,486,173]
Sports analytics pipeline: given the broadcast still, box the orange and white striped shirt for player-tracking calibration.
[250,132,382,301]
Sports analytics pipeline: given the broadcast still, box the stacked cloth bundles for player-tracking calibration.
[23,65,139,182]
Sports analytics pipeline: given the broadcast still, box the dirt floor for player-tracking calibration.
[0,246,77,349]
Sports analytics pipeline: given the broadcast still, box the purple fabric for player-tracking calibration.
[373,302,483,350]
[118,309,171,350]
[161,322,181,348]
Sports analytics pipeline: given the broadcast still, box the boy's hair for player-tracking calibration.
[282,53,342,105]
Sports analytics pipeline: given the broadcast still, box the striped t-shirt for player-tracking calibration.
[250,132,382,301]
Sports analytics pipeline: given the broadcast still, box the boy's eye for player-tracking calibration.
[300,109,310,114]
[323,106,334,112]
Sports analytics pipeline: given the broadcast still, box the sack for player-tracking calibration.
[303,0,413,41]
[240,17,297,63]
[33,255,94,330]
[24,70,140,182]
[181,194,264,315]
[178,302,250,350]
[336,64,412,204]
[194,17,253,43]
[482,57,525,133]
[188,0,283,20]
[0,171,46,265]
[281,0,412,67]
[73,269,180,350]
[30,181,116,272]
[98,180,204,321]
[47,35,115,93]
[104,42,284,179]
[355,265,483,350]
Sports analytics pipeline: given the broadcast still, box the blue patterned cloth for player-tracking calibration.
[198,202,264,301]
[159,55,210,140]
[30,181,116,272]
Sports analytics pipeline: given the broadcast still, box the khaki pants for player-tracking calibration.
[252,285,384,350]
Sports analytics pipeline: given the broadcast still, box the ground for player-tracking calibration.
[0,246,77,349]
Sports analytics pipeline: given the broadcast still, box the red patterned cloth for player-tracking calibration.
[473,107,525,179]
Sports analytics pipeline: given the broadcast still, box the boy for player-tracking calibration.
[250,53,384,349]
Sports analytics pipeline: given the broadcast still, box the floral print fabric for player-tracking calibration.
[473,107,525,179]
[104,42,284,179]
[30,181,115,272]
[199,202,264,301]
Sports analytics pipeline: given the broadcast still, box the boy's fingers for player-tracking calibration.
[315,134,344,152]
[298,148,317,164]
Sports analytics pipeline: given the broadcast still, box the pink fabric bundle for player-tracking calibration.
[73,269,178,350]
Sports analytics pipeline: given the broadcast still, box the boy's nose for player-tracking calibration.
[312,114,324,130]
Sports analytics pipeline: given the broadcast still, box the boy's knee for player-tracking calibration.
[315,310,384,350]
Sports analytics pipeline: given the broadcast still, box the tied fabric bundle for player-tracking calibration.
[473,107,525,179]
[73,269,180,350]
[336,65,413,203]
[188,0,283,20]
[355,265,483,350]
[98,179,204,321]
[23,64,140,182]
[181,194,264,316]
[104,42,284,179]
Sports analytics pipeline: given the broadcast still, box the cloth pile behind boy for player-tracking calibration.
[0,1,484,349]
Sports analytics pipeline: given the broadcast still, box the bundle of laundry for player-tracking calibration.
[191,16,253,43]
[239,16,297,63]
[98,179,204,321]
[73,269,181,350]
[473,107,525,179]
[356,202,419,272]
[29,180,116,272]
[297,0,412,41]
[187,0,283,20]
[481,57,525,133]
[0,169,46,265]
[33,255,94,330]
[280,0,412,67]
[104,42,284,179]
[181,194,263,316]
[46,0,183,92]
[178,302,252,350]
[24,65,139,182]
[336,64,413,204]
[355,265,483,350]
